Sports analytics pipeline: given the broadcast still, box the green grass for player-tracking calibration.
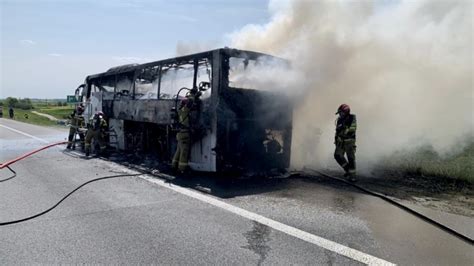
[5,108,58,127]
[379,142,474,183]
[38,106,74,119]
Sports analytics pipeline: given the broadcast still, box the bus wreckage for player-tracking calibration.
[74,48,293,175]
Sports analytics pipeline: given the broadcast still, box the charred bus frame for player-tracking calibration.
[76,48,293,174]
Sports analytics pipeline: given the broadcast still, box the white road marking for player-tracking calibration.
[141,175,395,266]
[1,122,395,265]
[0,123,50,143]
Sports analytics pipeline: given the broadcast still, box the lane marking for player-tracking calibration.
[1,122,395,265]
[140,175,395,265]
[0,123,50,144]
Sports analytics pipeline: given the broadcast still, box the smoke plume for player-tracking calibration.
[229,0,473,172]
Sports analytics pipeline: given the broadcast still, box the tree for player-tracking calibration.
[16,98,33,110]
[5,97,18,108]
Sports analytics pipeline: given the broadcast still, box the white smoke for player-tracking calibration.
[175,41,219,56]
[228,0,473,171]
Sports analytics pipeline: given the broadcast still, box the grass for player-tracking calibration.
[1,104,74,127]
[4,108,58,127]
[378,142,474,183]
[38,106,74,119]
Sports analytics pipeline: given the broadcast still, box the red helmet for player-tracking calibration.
[179,98,189,107]
[336,104,350,115]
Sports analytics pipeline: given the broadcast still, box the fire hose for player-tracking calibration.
[0,141,143,226]
[0,141,68,170]
[0,141,68,183]
[302,168,474,245]
[0,143,473,246]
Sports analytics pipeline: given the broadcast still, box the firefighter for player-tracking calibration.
[172,98,192,173]
[84,111,108,157]
[334,104,357,181]
[9,107,14,119]
[66,105,85,150]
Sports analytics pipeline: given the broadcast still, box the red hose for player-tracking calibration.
[0,141,67,169]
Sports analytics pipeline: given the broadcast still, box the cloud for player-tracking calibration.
[48,53,63,57]
[19,39,36,45]
[175,41,219,56]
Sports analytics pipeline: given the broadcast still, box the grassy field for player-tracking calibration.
[2,103,74,127]
[378,142,474,183]
[38,106,74,119]
[4,108,58,127]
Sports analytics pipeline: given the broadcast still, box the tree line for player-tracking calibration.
[0,97,68,109]
[0,97,34,110]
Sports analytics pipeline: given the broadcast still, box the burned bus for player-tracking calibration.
[75,48,293,174]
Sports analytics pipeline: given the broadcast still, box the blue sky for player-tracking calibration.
[0,0,270,98]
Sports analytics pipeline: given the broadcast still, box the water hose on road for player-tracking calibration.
[0,166,16,183]
[303,168,474,245]
[0,141,68,170]
[0,173,144,226]
[0,141,145,226]
[0,141,67,182]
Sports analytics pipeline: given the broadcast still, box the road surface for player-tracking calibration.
[0,118,473,265]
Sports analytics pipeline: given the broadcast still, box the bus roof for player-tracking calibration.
[86,47,286,81]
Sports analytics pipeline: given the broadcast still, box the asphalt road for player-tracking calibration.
[1,118,473,265]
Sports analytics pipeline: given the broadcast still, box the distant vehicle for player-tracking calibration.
[0,106,3,117]
[74,48,293,174]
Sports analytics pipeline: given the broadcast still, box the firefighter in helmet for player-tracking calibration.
[334,104,357,181]
[67,104,85,150]
[85,111,108,157]
[172,98,192,173]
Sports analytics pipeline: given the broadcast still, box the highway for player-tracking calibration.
[1,118,473,265]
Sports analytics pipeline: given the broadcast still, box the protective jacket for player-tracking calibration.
[67,110,86,149]
[335,114,357,143]
[69,111,85,129]
[177,105,190,132]
[90,114,107,131]
[172,105,192,172]
[84,115,108,156]
[334,113,357,178]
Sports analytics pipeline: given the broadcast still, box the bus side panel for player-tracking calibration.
[188,130,216,172]
[84,91,103,124]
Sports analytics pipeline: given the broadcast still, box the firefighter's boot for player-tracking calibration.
[348,173,357,182]
[342,163,350,177]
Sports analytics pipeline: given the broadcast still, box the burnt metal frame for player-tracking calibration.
[84,48,284,98]
[82,48,292,173]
